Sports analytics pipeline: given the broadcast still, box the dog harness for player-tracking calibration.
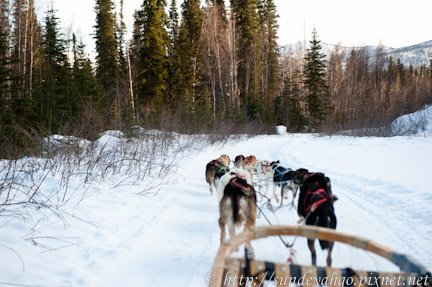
[230,177,256,200]
[274,165,293,174]
[215,165,230,179]
[303,184,330,214]
[273,165,294,182]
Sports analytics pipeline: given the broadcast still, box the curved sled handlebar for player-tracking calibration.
[210,225,430,287]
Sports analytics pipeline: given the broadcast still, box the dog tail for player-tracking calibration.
[224,178,248,224]
[231,185,242,225]
[205,162,217,185]
[205,169,213,185]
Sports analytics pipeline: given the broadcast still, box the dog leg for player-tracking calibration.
[326,241,334,267]
[218,217,226,245]
[228,220,239,252]
[244,212,256,259]
[290,185,298,207]
[283,184,289,201]
[263,181,269,196]
[273,183,279,203]
[228,220,235,239]
[308,239,317,266]
[279,184,286,207]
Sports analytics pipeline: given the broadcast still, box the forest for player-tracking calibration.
[0,0,431,157]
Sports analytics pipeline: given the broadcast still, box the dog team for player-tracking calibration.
[205,154,338,266]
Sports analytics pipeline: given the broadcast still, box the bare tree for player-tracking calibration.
[227,6,240,114]
[201,4,230,119]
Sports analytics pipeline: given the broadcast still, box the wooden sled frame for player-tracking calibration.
[210,225,431,287]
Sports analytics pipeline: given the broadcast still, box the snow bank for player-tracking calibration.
[1,130,431,286]
[339,105,432,137]
[390,105,432,136]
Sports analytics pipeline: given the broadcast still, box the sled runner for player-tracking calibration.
[209,225,431,287]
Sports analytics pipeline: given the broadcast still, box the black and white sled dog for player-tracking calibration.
[270,161,299,206]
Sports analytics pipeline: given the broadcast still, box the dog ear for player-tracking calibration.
[277,160,280,163]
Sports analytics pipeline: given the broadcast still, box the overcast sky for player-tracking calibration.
[35,0,431,51]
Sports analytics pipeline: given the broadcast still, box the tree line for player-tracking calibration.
[280,38,432,132]
[0,0,431,157]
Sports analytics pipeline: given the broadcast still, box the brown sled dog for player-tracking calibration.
[205,154,230,194]
[218,174,257,258]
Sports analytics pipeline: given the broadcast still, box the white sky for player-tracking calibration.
[35,0,432,51]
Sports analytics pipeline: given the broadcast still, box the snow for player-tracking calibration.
[276,125,288,135]
[42,134,92,152]
[1,116,432,286]
[339,105,432,137]
[390,105,432,136]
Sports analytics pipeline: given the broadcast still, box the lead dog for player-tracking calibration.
[242,155,257,177]
[205,154,231,194]
[270,161,299,206]
[233,155,245,168]
[218,168,256,258]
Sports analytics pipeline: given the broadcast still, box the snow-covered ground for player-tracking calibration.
[390,105,432,136]
[1,117,431,286]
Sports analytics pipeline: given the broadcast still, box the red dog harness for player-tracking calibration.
[230,177,256,199]
[303,187,330,214]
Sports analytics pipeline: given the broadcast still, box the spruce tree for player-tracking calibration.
[168,0,179,46]
[117,0,127,68]
[177,0,204,117]
[72,34,97,108]
[303,28,330,129]
[257,0,280,122]
[94,0,120,124]
[130,10,142,85]
[71,34,99,135]
[167,0,181,108]
[137,0,170,118]
[231,0,261,119]
[277,71,307,131]
[117,0,130,126]
[35,6,72,132]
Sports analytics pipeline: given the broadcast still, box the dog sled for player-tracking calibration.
[209,225,431,287]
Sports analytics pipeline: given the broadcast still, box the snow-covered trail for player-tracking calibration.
[154,134,432,286]
[1,133,431,287]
